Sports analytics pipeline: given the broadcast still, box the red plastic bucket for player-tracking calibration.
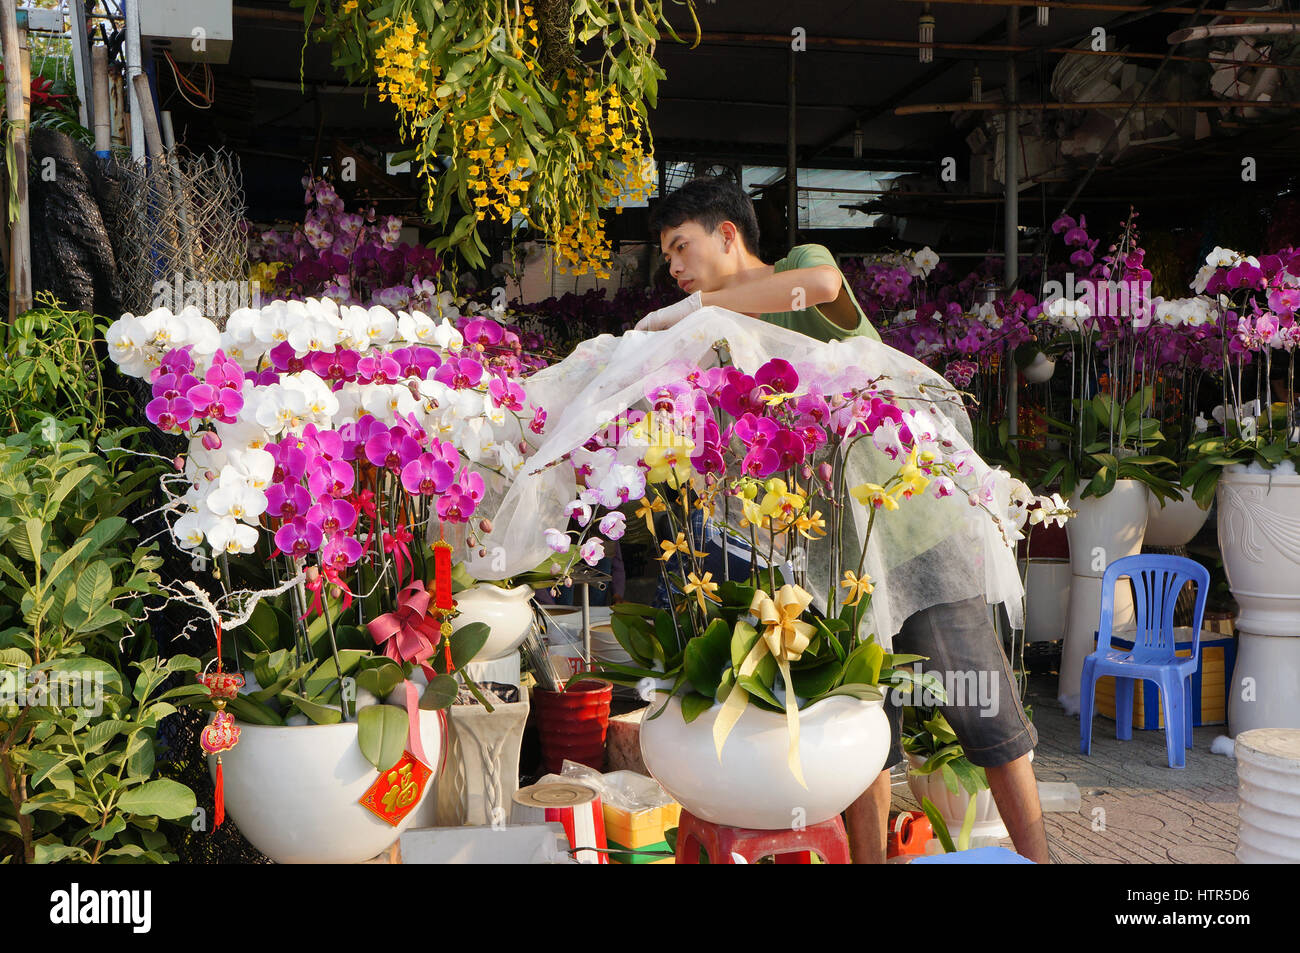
[532,679,612,775]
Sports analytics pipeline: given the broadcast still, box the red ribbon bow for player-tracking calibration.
[383,522,416,589]
[302,565,355,620]
[367,582,442,675]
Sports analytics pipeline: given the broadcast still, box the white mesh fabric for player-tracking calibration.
[465,307,1024,646]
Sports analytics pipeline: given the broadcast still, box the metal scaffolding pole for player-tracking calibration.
[787,48,797,249]
[1004,6,1020,437]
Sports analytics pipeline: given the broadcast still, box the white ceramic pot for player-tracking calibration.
[452,583,535,662]
[1228,630,1300,735]
[905,754,1007,840]
[1058,480,1149,713]
[209,709,444,864]
[1019,557,1069,643]
[1022,352,1056,384]
[1144,487,1211,548]
[1218,465,1300,637]
[639,694,889,829]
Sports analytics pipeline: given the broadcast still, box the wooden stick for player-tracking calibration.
[0,0,32,316]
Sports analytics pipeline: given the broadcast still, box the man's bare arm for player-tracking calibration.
[700,265,850,325]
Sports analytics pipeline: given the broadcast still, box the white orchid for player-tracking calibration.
[105,314,153,378]
[206,468,269,525]
[204,514,259,555]
[173,511,207,550]
[912,246,939,277]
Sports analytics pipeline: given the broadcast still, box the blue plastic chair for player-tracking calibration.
[1079,554,1210,769]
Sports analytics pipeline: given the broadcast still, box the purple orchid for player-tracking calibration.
[401,451,455,496]
[364,427,422,475]
[306,496,357,536]
[436,468,485,522]
[275,516,324,559]
[322,535,363,570]
[265,481,312,521]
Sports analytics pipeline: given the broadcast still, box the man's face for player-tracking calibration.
[659,220,731,294]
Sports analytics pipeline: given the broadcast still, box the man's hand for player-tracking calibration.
[634,291,702,331]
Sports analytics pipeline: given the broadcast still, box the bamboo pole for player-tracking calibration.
[0,0,32,317]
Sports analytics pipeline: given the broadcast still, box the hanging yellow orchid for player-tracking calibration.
[850,482,901,511]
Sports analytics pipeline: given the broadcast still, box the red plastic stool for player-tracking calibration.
[674,810,852,864]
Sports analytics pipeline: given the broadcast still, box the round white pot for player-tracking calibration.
[1058,480,1149,713]
[452,583,535,662]
[905,754,1007,840]
[1218,465,1300,638]
[1022,352,1056,384]
[639,694,889,830]
[1144,487,1211,548]
[209,709,443,864]
[1235,729,1300,864]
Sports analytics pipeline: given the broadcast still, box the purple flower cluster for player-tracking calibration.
[145,348,245,434]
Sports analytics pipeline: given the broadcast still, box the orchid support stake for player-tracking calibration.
[317,576,349,719]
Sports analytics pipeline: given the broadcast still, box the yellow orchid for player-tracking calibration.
[643,444,694,486]
[897,447,931,499]
[684,571,721,612]
[851,482,900,511]
[658,532,708,562]
[840,570,875,606]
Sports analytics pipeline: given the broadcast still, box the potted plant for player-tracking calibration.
[104,296,549,861]
[1174,243,1300,731]
[902,707,1006,842]
[540,348,1064,830]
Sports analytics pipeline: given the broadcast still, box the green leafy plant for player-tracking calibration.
[0,423,201,863]
[1039,386,1179,500]
[219,587,495,773]
[901,707,987,799]
[579,580,932,725]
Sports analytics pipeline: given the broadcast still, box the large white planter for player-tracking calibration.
[1059,480,1149,714]
[1144,487,1211,548]
[905,753,1007,840]
[1218,465,1300,638]
[452,583,535,662]
[209,709,444,864]
[639,694,889,829]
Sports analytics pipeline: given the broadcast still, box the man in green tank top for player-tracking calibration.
[635,176,878,343]
[636,178,1049,865]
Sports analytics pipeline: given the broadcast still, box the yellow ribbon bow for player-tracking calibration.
[712,584,818,788]
[683,571,720,613]
[840,570,874,606]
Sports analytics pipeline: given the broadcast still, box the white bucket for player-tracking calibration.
[1235,728,1300,864]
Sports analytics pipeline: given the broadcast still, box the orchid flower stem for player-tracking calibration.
[318,581,348,717]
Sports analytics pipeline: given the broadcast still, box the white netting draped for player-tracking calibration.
[465,307,1024,647]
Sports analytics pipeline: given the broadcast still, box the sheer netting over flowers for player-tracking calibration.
[468,307,1025,646]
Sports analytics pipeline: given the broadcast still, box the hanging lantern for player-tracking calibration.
[918,3,935,64]
[1037,5,1050,26]
[972,66,982,103]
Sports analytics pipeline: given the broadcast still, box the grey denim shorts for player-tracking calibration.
[883,596,1037,770]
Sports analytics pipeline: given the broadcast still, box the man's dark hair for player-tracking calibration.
[649,176,761,255]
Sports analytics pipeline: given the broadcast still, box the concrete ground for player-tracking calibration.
[892,674,1240,863]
